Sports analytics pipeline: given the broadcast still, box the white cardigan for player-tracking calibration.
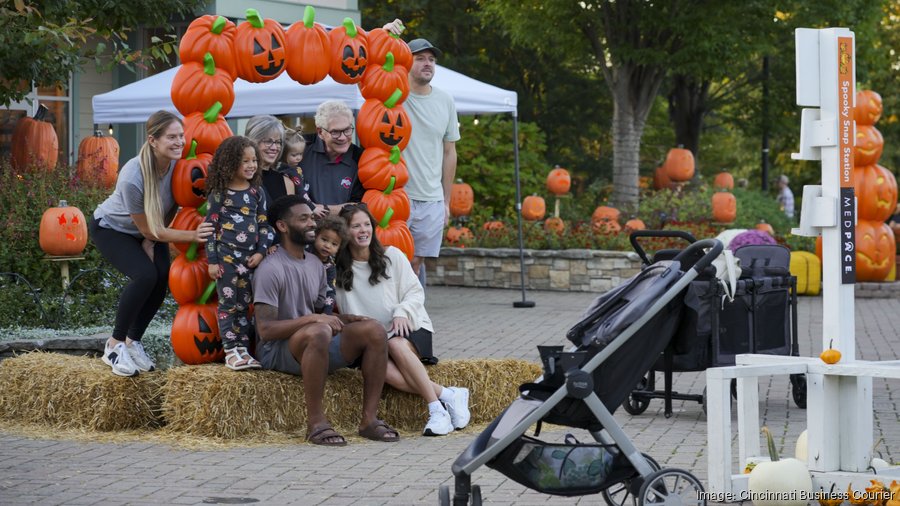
[335,246,434,334]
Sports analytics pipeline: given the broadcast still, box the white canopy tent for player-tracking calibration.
[91,64,534,307]
[91,64,516,123]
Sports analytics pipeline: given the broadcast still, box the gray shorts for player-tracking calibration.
[408,200,444,257]
[257,334,348,375]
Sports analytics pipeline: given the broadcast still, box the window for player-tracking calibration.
[1,80,72,166]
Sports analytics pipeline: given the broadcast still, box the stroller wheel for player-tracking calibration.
[438,484,450,506]
[470,485,482,506]
[790,373,807,409]
[622,374,651,415]
[601,453,660,506]
[638,468,705,505]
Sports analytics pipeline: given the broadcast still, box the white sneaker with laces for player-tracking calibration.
[423,408,453,436]
[444,387,471,430]
[126,341,156,372]
[102,341,139,377]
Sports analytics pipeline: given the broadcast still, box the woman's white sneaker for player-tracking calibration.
[102,341,139,377]
[126,341,156,372]
[444,387,471,430]
[423,408,453,436]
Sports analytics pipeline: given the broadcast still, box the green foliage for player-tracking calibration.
[0,0,206,105]
[455,116,547,221]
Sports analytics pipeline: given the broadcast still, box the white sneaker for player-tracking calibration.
[102,341,139,377]
[126,341,156,372]
[443,387,471,430]
[423,408,453,436]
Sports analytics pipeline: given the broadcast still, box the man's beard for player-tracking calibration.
[288,226,314,246]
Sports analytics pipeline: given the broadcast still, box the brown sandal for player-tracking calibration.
[306,424,347,446]
[358,419,400,442]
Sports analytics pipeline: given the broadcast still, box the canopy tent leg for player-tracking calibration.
[511,113,534,308]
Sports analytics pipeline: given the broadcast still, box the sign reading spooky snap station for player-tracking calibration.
[836,36,856,283]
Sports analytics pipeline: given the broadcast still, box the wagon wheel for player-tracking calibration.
[622,373,651,415]
[470,485,482,506]
[638,468,705,505]
[790,373,807,409]
[601,453,660,506]
[438,484,450,506]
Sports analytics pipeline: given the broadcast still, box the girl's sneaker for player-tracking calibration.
[102,341,139,377]
[126,341,156,372]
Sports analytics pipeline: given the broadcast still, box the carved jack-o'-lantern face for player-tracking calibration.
[856,220,895,282]
[252,33,285,77]
[357,94,411,151]
[39,201,88,256]
[234,9,287,83]
[173,142,212,208]
[171,302,224,365]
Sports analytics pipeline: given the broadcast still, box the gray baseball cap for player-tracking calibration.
[408,38,443,58]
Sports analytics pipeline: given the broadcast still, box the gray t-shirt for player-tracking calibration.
[252,247,327,321]
[403,86,461,201]
[93,156,177,237]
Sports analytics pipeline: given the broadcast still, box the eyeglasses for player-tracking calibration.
[259,138,283,148]
[324,126,354,139]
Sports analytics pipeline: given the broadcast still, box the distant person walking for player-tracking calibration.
[777,174,795,219]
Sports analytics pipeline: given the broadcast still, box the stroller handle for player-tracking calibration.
[629,230,697,265]
[673,238,723,273]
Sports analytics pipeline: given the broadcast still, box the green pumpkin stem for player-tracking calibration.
[198,201,208,217]
[384,175,396,195]
[303,5,316,28]
[211,16,227,35]
[383,52,395,72]
[762,426,780,462]
[342,18,357,38]
[379,207,395,229]
[389,146,401,164]
[203,102,223,123]
[203,53,216,76]
[384,89,403,108]
[186,242,198,262]
[245,9,264,29]
[199,281,216,305]
[186,140,198,160]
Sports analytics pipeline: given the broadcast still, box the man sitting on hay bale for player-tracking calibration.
[252,195,400,446]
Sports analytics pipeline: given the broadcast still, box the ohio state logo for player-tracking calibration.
[340,177,352,189]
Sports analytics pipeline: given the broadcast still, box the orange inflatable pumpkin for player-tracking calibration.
[172,141,212,208]
[712,191,737,223]
[366,27,412,69]
[169,243,212,305]
[521,195,546,221]
[233,9,286,83]
[357,146,409,191]
[39,200,88,256]
[855,90,883,126]
[854,125,884,167]
[170,203,207,254]
[357,90,411,151]
[171,53,235,117]
[11,105,58,171]
[179,15,237,79]
[171,283,224,365]
[376,217,415,260]
[854,164,897,222]
[76,129,120,188]
[664,147,695,182]
[362,178,410,224]
[856,219,896,281]
[449,180,474,218]
[328,18,368,85]
[285,6,330,85]
[546,166,571,195]
[183,102,233,156]
[359,52,409,104]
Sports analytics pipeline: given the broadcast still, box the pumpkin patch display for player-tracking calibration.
[357,146,409,191]
[855,164,897,222]
[328,18,368,85]
[546,166,571,195]
[482,220,505,233]
[285,6,330,85]
[445,225,474,245]
[11,104,59,171]
[357,90,411,151]
[171,282,224,365]
[76,129,120,188]
[233,9,287,83]
[664,147,695,182]
[449,180,474,218]
[855,125,884,167]
[172,53,235,117]
[172,141,212,208]
[183,102,233,156]
[359,52,409,104]
[179,15,237,79]
[855,89,883,126]
[712,190,737,223]
[39,200,88,256]
[592,218,621,235]
[366,26,412,69]
[747,426,812,506]
[521,195,546,221]
[169,243,212,305]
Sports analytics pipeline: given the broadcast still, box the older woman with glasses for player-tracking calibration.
[334,204,470,437]
[244,115,325,217]
[302,100,365,216]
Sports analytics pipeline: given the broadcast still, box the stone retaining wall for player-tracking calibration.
[425,247,643,293]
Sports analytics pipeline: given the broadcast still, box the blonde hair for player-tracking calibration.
[281,128,306,164]
[140,110,182,238]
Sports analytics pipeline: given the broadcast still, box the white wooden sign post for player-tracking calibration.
[706,27,900,499]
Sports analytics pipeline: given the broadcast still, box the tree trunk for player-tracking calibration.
[668,74,710,157]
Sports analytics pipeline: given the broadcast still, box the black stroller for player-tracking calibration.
[440,239,722,506]
[622,231,807,418]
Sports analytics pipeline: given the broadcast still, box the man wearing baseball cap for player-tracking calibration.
[403,38,461,289]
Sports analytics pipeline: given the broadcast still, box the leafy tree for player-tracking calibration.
[0,0,206,105]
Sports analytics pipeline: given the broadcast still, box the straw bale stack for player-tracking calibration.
[0,352,164,431]
[162,358,540,439]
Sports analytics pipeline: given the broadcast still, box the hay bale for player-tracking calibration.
[161,358,540,439]
[0,352,164,431]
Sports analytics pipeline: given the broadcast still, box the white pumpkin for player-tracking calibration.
[871,457,890,470]
[748,427,812,506]
[795,430,807,462]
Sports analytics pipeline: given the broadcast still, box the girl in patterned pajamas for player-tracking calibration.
[204,136,274,370]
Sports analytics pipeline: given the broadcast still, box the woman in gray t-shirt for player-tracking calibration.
[90,110,213,377]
